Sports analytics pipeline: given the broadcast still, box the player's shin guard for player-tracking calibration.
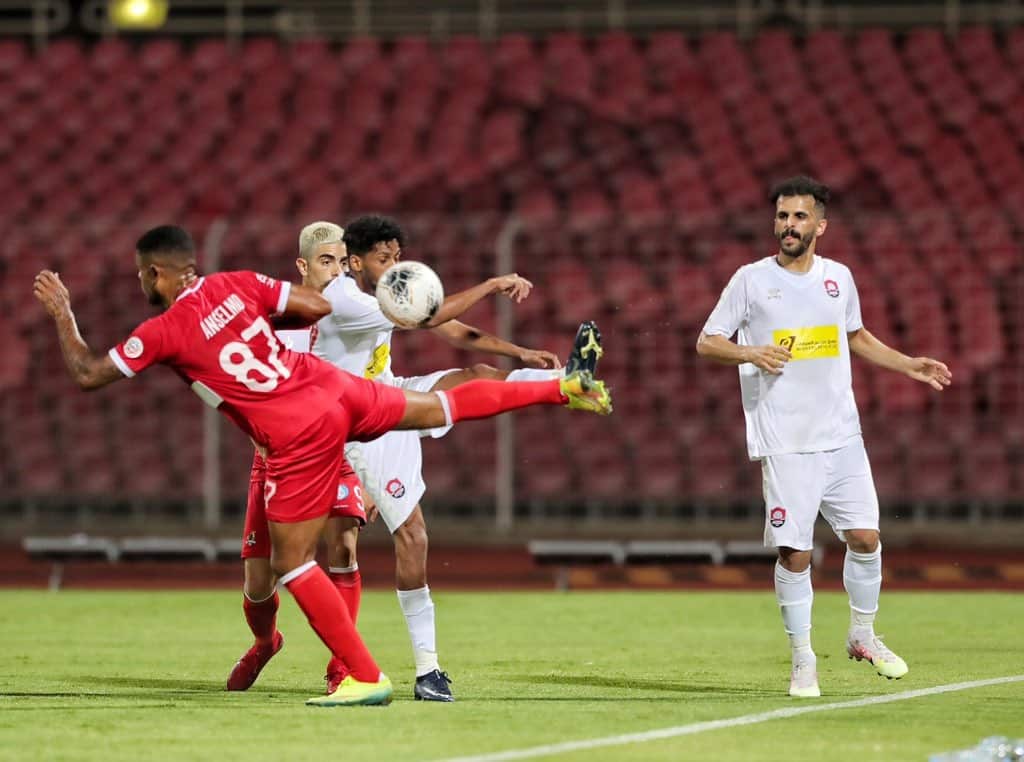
[329,565,362,623]
[775,562,814,661]
[440,379,564,424]
[282,561,380,682]
[397,586,439,677]
[243,590,280,646]
[844,543,882,632]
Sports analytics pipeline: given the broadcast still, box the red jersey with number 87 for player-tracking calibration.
[108,271,352,450]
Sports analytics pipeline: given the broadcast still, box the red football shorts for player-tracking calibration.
[241,377,405,553]
[241,451,365,559]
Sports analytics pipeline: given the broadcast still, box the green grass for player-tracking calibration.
[1,590,1022,761]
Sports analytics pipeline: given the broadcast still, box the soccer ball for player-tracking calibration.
[375,261,444,329]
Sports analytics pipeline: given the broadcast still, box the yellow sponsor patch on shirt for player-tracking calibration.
[364,342,390,379]
[772,325,840,360]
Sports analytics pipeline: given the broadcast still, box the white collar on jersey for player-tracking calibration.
[176,276,206,301]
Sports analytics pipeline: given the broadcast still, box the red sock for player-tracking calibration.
[442,379,564,422]
[284,563,380,682]
[243,591,279,647]
[330,566,362,624]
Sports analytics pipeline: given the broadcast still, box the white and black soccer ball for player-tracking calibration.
[375,261,444,329]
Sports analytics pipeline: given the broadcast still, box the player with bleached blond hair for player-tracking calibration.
[697,176,951,698]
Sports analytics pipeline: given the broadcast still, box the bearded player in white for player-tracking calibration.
[696,176,951,698]
[317,215,601,701]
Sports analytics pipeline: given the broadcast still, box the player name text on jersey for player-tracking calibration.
[200,294,246,340]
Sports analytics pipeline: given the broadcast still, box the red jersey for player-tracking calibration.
[109,271,349,450]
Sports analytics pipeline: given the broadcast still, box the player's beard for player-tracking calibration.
[777,228,814,258]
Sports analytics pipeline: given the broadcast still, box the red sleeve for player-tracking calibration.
[238,271,291,317]
[107,314,175,378]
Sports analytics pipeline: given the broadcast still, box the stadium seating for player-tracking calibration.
[0,28,1020,518]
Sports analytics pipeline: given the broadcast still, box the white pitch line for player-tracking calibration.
[439,674,1024,762]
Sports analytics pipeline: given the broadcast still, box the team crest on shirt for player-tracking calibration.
[123,336,144,359]
[767,288,782,300]
[386,478,406,499]
[824,279,840,298]
[769,506,787,528]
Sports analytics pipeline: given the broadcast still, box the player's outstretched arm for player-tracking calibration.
[33,270,124,390]
[431,320,561,368]
[848,328,952,391]
[696,332,791,374]
[422,274,533,328]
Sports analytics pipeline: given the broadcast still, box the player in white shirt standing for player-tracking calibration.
[321,214,601,701]
[696,176,951,698]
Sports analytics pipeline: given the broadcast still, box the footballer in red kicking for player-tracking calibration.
[33,224,611,707]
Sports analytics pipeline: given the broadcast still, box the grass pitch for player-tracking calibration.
[1,589,1021,761]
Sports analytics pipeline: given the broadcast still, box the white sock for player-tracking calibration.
[505,368,563,382]
[397,585,439,677]
[844,543,882,635]
[775,561,814,664]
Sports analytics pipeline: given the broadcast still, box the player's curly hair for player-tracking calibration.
[136,225,195,259]
[769,176,830,215]
[342,215,405,256]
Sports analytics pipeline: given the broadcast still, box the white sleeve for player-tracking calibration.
[845,269,864,332]
[702,268,748,338]
[275,281,291,315]
[326,277,395,333]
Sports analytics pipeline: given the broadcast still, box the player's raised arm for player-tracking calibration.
[848,327,952,391]
[33,270,124,390]
[421,273,533,328]
[430,319,561,368]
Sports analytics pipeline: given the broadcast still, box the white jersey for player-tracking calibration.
[702,255,864,460]
[313,275,397,384]
[275,328,311,353]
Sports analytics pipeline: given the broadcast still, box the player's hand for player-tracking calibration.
[33,270,72,319]
[365,499,379,524]
[745,344,791,374]
[491,274,533,303]
[905,356,952,391]
[518,348,562,369]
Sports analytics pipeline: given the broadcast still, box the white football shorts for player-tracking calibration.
[761,436,879,551]
[345,368,458,533]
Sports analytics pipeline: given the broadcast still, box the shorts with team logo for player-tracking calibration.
[345,368,458,533]
[241,449,367,559]
[761,436,879,551]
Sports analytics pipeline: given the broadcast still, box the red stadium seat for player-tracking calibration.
[2,29,1019,517]
[905,439,960,500]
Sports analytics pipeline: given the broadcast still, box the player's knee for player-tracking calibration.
[845,529,879,553]
[269,552,307,579]
[244,559,276,600]
[777,547,812,573]
[468,363,504,380]
[395,513,428,556]
[331,528,359,567]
